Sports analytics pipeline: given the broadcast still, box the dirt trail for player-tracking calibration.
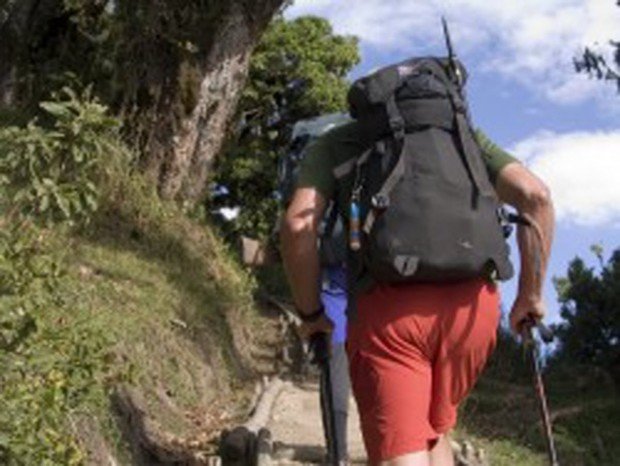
[267,381,367,465]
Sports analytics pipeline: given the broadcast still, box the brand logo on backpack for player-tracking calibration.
[397,65,415,78]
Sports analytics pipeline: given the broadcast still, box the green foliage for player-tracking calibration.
[479,324,531,382]
[0,87,129,226]
[0,220,115,465]
[462,339,620,466]
[212,16,359,238]
[1,0,252,158]
[574,2,620,93]
[0,86,133,463]
[574,44,620,93]
[553,247,620,381]
[0,309,113,466]
[0,1,166,149]
[0,223,51,352]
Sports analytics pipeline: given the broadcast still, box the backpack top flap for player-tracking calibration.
[348,57,468,142]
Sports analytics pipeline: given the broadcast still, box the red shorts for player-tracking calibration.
[347,279,500,463]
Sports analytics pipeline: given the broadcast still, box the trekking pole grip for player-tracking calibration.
[521,318,560,466]
[308,332,330,364]
[536,322,554,344]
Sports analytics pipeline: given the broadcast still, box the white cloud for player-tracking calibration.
[510,130,620,226]
[285,0,620,109]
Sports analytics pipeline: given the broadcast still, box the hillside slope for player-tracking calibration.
[0,171,286,464]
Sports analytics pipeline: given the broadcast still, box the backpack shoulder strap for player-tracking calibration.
[362,146,406,234]
[332,146,374,180]
[321,199,339,239]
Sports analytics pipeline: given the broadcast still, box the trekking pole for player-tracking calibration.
[309,332,339,466]
[522,320,559,466]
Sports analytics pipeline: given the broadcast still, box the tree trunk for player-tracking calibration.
[159,2,254,201]
[0,0,52,106]
[0,65,15,106]
[141,0,286,203]
[1,0,286,203]
[0,1,20,105]
[0,0,92,108]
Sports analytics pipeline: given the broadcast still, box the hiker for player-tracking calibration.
[280,55,555,465]
[278,114,352,465]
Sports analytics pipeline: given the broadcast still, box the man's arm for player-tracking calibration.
[495,162,555,333]
[280,187,333,335]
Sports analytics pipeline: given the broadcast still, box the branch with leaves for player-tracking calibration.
[574,1,620,92]
[574,43,620,92]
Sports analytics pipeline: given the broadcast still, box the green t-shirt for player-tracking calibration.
[298,121,517,216]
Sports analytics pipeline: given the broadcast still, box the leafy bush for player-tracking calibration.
[0,88,131,464]
[0,221,121,465]
[0,317,113,465]
[0,87,130,226]
[0,224,72,464]
[553,247,620,383]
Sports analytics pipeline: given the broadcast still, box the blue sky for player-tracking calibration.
[285,0,620,323]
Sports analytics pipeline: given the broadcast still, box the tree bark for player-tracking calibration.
[0,0,92,107]
[0,0,44,106]
[142,0,286,203]
[0,0,286,203]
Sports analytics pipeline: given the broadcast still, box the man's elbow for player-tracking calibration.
[280,187,325,252]
[280,211,315,247]
[518,179,553,215]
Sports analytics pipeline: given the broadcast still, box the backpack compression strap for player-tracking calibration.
[427,59,493,199]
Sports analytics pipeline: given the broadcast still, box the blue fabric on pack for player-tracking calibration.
[320,264,348,344]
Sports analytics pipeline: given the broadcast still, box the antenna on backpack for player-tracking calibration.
[441,16,463,88]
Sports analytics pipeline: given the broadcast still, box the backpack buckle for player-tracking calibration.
[372,193,390,210]
[452,98,467,114]
[389,116,405,139]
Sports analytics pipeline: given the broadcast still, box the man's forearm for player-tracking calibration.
[280,186,327,315]
[280,225,322,314]
[516,202,554,303]
[496,162,555,308]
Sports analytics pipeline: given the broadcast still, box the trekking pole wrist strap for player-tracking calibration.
[297,305,325,323]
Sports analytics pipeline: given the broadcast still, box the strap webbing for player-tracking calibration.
[333,156,358,180]
[386,94,405,140]
[362,143,406,234]
[426,58,490,197]
[454,112,491,196]
[359,90,408,235]
[322,200,339,238]
[332,146,374,180]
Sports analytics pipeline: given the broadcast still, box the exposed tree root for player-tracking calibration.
[112,385,221,465]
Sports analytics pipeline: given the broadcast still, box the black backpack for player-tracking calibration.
[278,113,351,266]
[339,56,514,284]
